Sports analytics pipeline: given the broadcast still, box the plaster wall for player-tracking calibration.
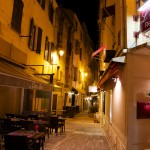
[112,72,126,144]
[0,86,21,117]
[127,53,150,150]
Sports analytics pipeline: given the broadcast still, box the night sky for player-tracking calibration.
[56,0,99,49]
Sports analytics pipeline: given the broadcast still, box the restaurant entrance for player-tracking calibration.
[23,89,52,115]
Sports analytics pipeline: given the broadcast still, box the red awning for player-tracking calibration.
[97,62,120,87]
[91,45,105,58]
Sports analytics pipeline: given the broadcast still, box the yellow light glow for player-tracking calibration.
[51,52,57,64]
[81,72,88,81]
[59,50,64,56]
[84,73,88,76]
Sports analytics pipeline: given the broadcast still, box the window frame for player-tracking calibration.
[28,18,42,54]
[11,0,24,34]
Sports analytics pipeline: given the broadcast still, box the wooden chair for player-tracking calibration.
[49,116,63,134]
[5,113,16,118]
[28,115,39,120]
[4,134,36,150]
[20,120,34,131]
[38,116,50,138]
[16,114,28,120]
[0,118,16,139]
[58,118,65,133]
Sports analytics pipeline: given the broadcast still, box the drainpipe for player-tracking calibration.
[122,0,127,50]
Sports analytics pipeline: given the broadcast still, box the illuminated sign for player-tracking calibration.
[89,86,97,93]
[139,1,150,32]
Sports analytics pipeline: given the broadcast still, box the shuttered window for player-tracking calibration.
[75,40,80,54]
[36,27,42,54]
[28,18,42,54]
[80,48,82,61]
[28,18,36,50]
[11,0,23,34]
[74,67,78,81]
[44,36,49,61]
[48,0,54,24]
[65,67,69,87]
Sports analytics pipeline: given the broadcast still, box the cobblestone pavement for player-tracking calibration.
[44,111,111,150]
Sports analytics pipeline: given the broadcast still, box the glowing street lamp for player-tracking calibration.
[59,49,64,56]
[84,72,88,77]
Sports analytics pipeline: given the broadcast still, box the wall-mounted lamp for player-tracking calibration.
[85,96,92,101]
[81,72,88,81]
[112,77,117,82]
[59,49,64,56]
[84,72,88,77]
[122,49,128,53]
[68,91,74,95]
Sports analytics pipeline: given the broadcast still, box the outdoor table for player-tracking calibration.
[8,130,45,150]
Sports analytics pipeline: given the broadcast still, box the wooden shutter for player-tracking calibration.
[80,48,82,60]
[74,67,78,81]
[44,36,49,60]
[42,0,46,9]
[49,1,54,24]
[36,27,42,54]
[75,40,80,54]
[50,74,54,84]
[11,0,23,34]
[28,18,35,50]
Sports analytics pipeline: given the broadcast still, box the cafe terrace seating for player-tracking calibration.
[49,116,64,134]
[16,114,28,120]
[58,117,66,133]
[0,113,66,141]
[5,113,16,119]
[4,134,36,150]
[28,115,39,120]
[38,116,50,139]
[20,120,35,131]
[0,118,16,139]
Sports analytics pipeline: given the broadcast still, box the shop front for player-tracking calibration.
[0,57,53,117]
[98,43,150,150]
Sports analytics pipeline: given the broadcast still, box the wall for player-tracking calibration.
[0,86,21,117]
[127,52,150,150]
[101,64,127,150]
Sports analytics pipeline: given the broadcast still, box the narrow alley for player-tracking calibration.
[44,111,111,150]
